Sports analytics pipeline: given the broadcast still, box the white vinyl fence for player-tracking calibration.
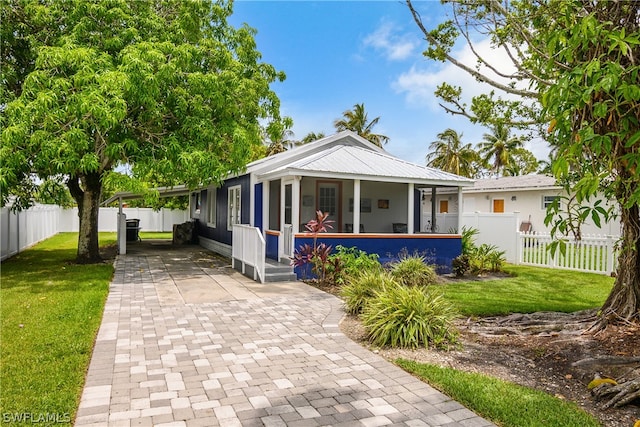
[1,205,188,261]
[517,232,618,275]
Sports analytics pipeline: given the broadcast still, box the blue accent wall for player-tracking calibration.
[292,235,461,278]
[254,182,263,231]
[196,174,251,246]
[266,232,279,260]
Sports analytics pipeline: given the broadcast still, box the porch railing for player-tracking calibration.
[232,224,266,283]
[516,232,618,275]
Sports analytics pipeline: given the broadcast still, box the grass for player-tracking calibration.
[0,232,115,426]
[139,231,173,240]
[439,264,614,316]
[396,359,601,427]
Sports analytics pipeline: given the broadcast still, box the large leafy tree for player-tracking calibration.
[426,128,480,178]
[1,0,286,263]
[478,123,527,177]
[334,103,389,147]
[406,0,640,333]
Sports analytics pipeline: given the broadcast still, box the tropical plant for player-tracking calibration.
[389,254,438,287]
[265,122,295,156]
[478,124,526,177]
[451,254,470,277]
[333,103,389,147]
[340,270,396,315]
[460,226,479,256]
[426,129,481,178]
[502,148,540,177]
[326,245,382,286]
[469,244,506,276]
[361,285,458,349]
[291,210,334,281]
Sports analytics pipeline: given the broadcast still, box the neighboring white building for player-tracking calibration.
[423,174,621,235]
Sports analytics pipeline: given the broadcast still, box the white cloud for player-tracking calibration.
[363,22,417,61]
[393,38,526,108]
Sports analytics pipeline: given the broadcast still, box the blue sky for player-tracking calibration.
[229,1,549,164]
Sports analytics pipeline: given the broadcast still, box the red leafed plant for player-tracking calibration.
[292,210,334,281]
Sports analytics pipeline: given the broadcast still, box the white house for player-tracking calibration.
[424,175,621,236]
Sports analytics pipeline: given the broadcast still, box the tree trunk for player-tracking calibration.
[596,202,640,328]
[68,173,102,263]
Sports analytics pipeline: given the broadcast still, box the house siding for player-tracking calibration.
[196,174,251,246]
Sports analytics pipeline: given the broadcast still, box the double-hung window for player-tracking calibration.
[542,195,560,209]
[207,188,217,228]
[227,186,241,230]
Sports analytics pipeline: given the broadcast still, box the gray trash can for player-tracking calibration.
[126,219,140,242]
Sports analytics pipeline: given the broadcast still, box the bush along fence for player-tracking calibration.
[516,232,618,275]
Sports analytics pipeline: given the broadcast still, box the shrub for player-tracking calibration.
[469,244,506,275]
[327,245,382,286]
[361,285,458,349]
[452,254,470,277]
[389,254,438,287]
[340,271,397,315]
[460,226,479,256]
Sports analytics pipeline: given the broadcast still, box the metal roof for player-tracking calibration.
[257,144,474,187]
[465,174,558,192]
[101,185,191,205]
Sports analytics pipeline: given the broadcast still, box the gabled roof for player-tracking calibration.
[465,174,558,193]
[251,131,473,187]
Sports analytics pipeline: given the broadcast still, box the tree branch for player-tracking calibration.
[406,0,539,98]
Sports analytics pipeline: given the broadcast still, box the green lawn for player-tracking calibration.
[397,360,600,427]
[0,233,115,426]
[139,231,173,240]
[439,264,614,316]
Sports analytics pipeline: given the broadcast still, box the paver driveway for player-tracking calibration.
[75,243,494,427]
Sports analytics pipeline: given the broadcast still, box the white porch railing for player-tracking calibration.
[232,224,266,283]
[516,232,618,275]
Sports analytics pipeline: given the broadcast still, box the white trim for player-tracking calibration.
[227,185,241,231]
[353,179,361,234]
[407,183,414,234]
[206,187,217,228]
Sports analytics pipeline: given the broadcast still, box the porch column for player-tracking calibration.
[353,179,361,234]
[431,187,437,232]
[262,182,270,233]
[457,186,463,234]
[407,183,414,234]
[292,176,301,234]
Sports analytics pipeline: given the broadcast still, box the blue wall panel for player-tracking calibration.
[292,234,461,278]
[265,232,279,260]
[254,182,263,231]
[196,174,251,246]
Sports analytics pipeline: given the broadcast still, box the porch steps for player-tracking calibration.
[264,259,297,282]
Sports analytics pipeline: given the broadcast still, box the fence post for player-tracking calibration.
[515,232,521,265]
[606,235,615,275]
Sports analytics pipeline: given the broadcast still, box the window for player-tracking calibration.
[207,187,216,227]
[227,185,241,231]
[542,195,560,209]
[192,192,201,216]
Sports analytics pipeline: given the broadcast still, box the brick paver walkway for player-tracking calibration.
[75,245,494,427]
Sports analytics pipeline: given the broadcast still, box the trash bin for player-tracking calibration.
[126,219,140,242]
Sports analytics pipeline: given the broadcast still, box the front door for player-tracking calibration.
[493,199,505,213]
[317,181,341,231]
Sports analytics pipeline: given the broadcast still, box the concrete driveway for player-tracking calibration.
[75,242,494,426]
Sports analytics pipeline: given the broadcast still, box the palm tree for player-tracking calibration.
[298,131,326,145]
[426,129,480,178]
[333,103,389,147]
[265,127,295,156]
[477,123,525,177]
